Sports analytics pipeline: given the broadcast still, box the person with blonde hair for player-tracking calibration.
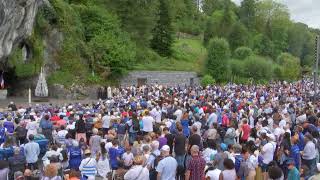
[41,164,62,180]
[124,155,149,180]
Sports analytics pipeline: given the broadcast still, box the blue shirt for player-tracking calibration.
[24,141,40,163]
[288,167,300,180]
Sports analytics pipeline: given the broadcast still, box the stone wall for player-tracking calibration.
[121,71,199,87]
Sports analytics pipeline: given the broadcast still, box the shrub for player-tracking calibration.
[276,53,301,80]
[243,56,273,80]
[234,46,253,60]
[230,59,245,77]
[201,75,215,86]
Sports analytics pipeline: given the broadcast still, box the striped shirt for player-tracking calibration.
[79,158,97,177]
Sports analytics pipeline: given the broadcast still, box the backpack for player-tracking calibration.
[132,119,140,131]
[235,154,243,173]
[149,153,163,180]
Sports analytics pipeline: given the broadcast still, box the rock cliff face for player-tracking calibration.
[0,0,40,62]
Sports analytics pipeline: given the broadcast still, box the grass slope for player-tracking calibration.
[133,36,207,74]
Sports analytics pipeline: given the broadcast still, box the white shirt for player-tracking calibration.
[156,156,177,180]
[262,142,276,164]
[206,169,221,180]
[122,152,134,166]
[174,109,183,121]
[202,148,217,163]
[142,116,154,132]
[124,165,149,180]
[97,156,111,177]
[102,115,111,128]
[273,127,284,141]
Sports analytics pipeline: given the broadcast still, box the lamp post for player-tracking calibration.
[314,35,320,96]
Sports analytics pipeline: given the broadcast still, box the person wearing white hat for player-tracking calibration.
[79,149,97,179]
[155,145,177,180]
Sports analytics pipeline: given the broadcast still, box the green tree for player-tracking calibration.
[202,0,224,15]
[239,0,256,30]
[203,9,236,45]
[228,22,249,50]
[151,0,174,57]
[205,38,231,82]
[276,53,301,80]
[253,34,273,57]
[103,0,159,47]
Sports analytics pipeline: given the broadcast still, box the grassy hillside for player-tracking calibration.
[133,36,207,74]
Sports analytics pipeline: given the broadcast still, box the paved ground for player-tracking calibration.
[0,97,98,108]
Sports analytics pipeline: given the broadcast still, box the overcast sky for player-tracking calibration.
[232,0,320,29]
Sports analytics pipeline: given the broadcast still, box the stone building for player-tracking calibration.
[121,71,199,87]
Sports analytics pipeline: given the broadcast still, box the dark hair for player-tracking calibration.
[28,134,34,141]
[207,139,216,150]
[0,160,9,169]
[51,144,58,151]
[223,159,235,170]
[163,127,169,132]
[44,115,50,120]
[268,166,283,179]
[100,142,107,159]
[60,125,65,130]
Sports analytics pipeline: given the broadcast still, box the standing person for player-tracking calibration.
[239,119,251,144]
[185,145,206,180]
[174,124,187,179]
[301,134,317,176]
[124,155,149,180]
[102,112,111,136]
[219,159,237,180]
[163,127,174,154]
[188,126,201,154]
[79,149,97,179]
[40,114,53,143]
[15,122,27,145]
[96,142,111,179]
[128,113,140,145]
[89,128,101,156]
[41,164,62,180]
[156,145,178,180]
[287,159,300,180]
[56,125,68,145]
[8,148,26,179]
[142,111,154,134]
[68,141,82,170]
[260,133,276,180]
[75,114,86,143]
[24,134,40,170]
[26,116,38,138]
[146,140,160,179]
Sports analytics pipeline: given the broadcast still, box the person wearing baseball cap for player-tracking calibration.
[155,145,177,180]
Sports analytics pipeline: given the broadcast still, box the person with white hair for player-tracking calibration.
[146,140,160,170]
[89,128,101,156]
[156,145,177,180]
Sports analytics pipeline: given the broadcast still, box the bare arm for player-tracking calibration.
[185,170,190,180]
[157,172,161,180]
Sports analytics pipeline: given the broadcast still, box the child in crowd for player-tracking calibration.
[122,146,134,169]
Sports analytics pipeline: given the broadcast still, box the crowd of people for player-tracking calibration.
[0,80,320,180]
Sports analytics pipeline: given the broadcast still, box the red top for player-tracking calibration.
[241,124,251,140]
[187,155,206,180]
